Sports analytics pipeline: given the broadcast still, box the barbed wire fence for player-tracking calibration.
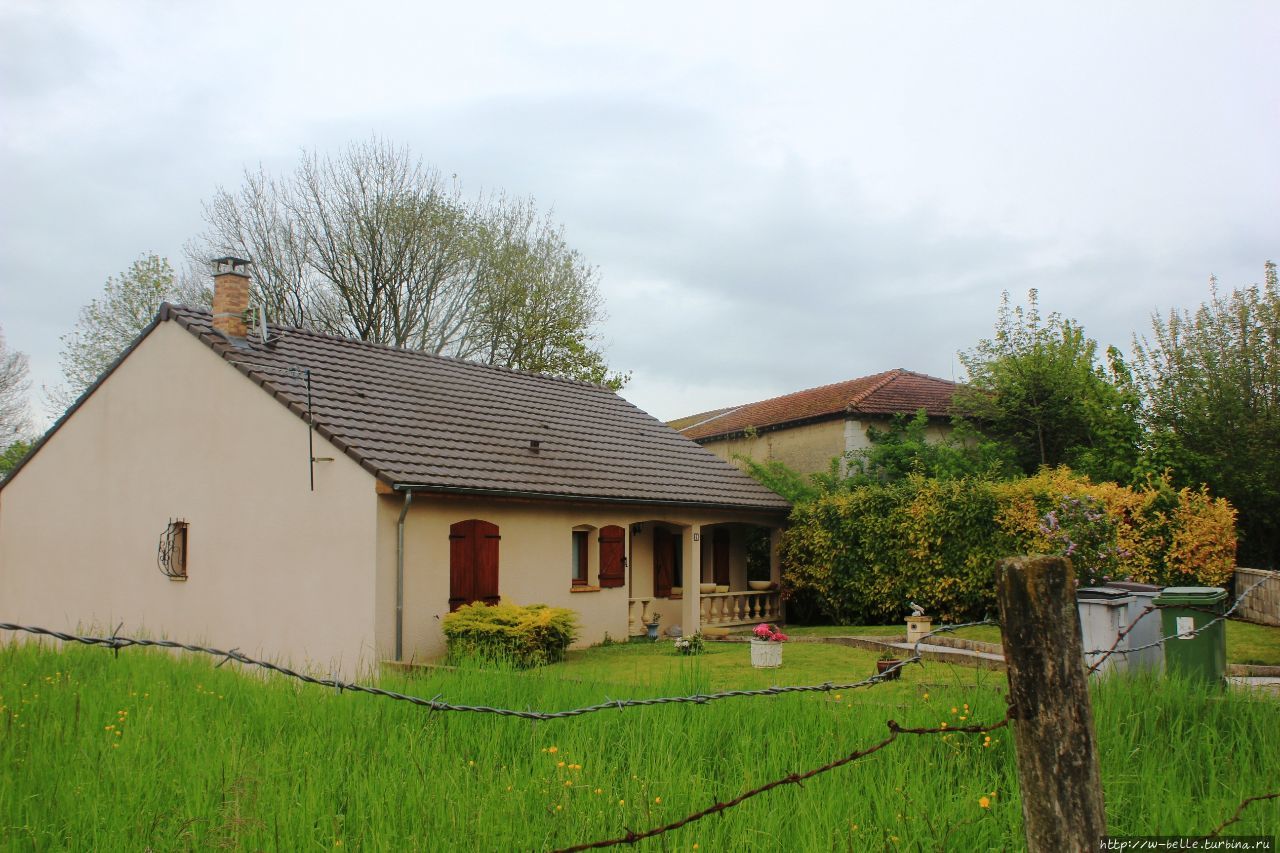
[2,562,1277,849]
[0,619,991,721]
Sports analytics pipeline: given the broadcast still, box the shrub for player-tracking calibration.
[441,602,579,669]
[781,468,1237,624]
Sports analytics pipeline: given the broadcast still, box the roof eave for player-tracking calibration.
[388,482,791,514]
[690,411,847,443]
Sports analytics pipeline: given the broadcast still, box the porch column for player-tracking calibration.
[770,526,785,624]
[681,524,702,636]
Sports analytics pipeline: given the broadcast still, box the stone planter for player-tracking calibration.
[750,639,782,668]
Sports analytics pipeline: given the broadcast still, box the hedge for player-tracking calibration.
[780,468,1237,625]
[441,602,579,668]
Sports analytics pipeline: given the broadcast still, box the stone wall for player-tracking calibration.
[1234,567,1280,626]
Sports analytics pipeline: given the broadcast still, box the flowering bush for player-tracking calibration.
[1037,494,1126,586]
[673,633,705,655]
[781,467,1237,623]
[752,623,787,643]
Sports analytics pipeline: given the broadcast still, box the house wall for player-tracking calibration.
[0,321,379,676]
[699,419,845,474]
[700,416,954,476]
[843,417,953,456]
[376,495,782,662]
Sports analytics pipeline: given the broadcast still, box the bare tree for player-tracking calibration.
[190,138,623,386]
[0,326,32,443]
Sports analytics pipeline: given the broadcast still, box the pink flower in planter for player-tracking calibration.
[753,623,787,642]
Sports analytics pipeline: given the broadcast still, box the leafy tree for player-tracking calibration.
[0,326,32,443]
[956,289,1142,482]
[47,253,179,415]
[849,411,1018,484]
[192,138,625,388]
[1133,262,1280,568]
[737,456,832,504]
[0,439,32,478]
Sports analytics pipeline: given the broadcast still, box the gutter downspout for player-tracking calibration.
[395,489,415,661]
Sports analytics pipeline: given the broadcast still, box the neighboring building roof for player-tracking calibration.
[5,304,788,511]
[665,406,737,432]
[676,369,960,441]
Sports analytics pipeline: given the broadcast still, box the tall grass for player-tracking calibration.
[2,638,1276,850]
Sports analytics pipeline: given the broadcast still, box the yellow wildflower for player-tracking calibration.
[979,796,991,809]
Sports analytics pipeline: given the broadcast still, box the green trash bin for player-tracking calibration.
[1153,586,1227,685]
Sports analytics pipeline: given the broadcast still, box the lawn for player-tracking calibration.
[784,620,1280,665]
[548,637,984,693]
[3,635,1278,850]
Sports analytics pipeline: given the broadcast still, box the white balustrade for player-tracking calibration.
[699,591,780,627]
[630,592,779,634]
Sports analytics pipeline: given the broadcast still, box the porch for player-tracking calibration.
[628,589,782,634]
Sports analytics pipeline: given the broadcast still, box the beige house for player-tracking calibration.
[672,370,960,474]
[0,260,789,676]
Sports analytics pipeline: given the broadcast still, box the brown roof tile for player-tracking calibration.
[678,369,960,441]
[162,305,789,511]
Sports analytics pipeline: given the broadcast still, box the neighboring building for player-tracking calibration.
[674,370,960,474]
[0,260,789,676]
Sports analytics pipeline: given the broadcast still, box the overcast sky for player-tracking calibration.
[2,1,1276,427]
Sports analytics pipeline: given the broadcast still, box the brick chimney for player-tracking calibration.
[211,257,252,337]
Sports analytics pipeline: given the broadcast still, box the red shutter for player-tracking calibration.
[476,521,501,606]
[448,520,473,612]
[653,527,673,598]
[598,525,626,588]
[449,519,501,610]
[713,528,730,587]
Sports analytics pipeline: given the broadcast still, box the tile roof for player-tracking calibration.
[677,369,960,441]
[158,305,790,511]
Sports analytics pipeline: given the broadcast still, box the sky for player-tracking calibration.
[1,1,1277,427]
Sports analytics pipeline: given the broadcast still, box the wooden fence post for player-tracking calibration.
[996,556,1107,852]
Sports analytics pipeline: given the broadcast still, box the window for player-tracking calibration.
[571,530,589,586]
[157,519,188,580]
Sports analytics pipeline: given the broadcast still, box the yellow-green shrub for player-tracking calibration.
[441,602,579,668]
[781,468,1236,624]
